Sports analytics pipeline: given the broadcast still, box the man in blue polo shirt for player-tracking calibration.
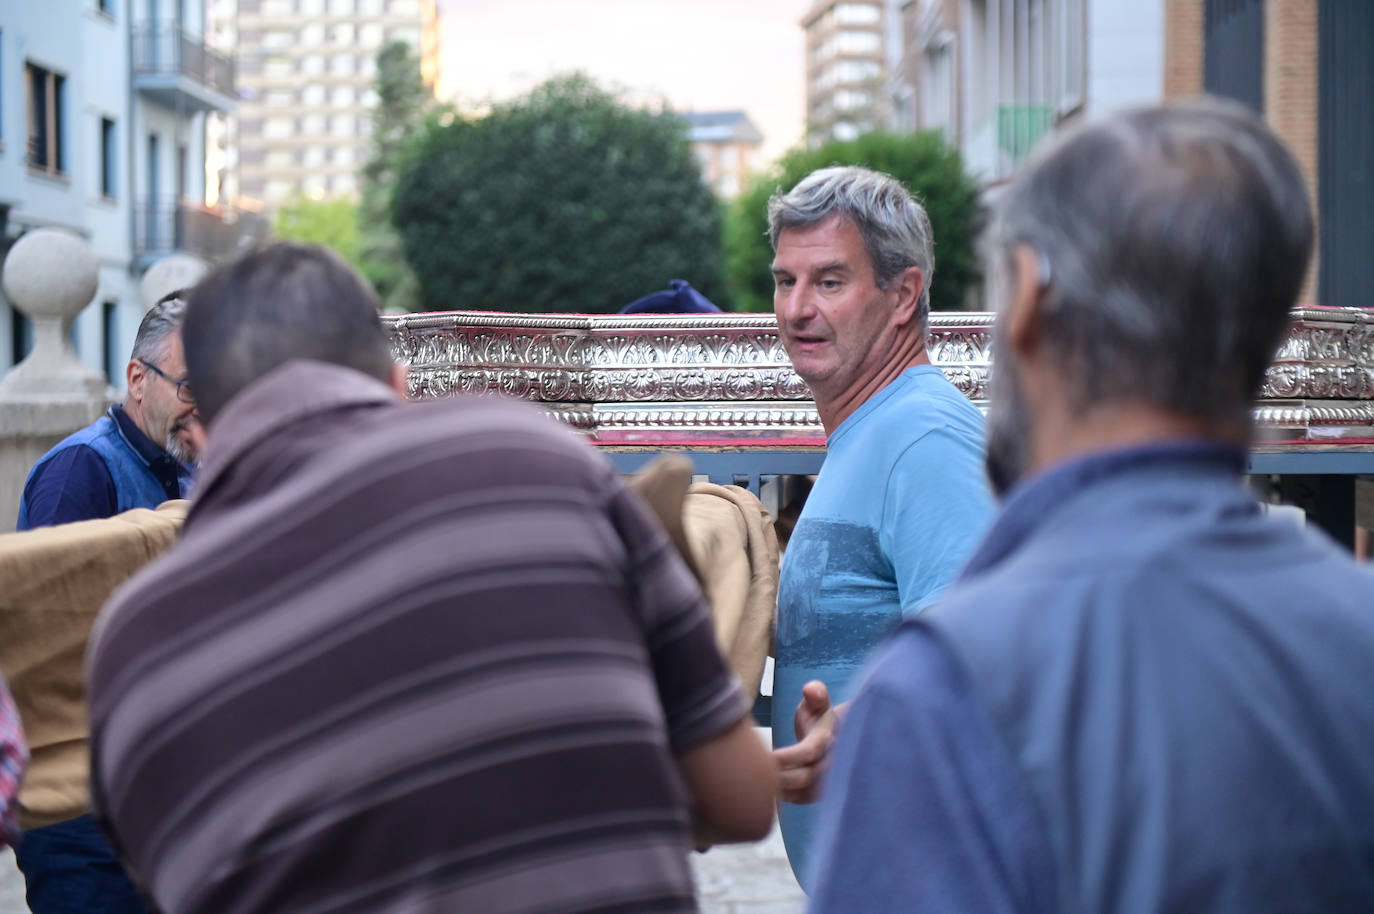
[12,290,195,914]
[767,166,994,882]
[809,99,1374,912]
[18,292,196,530]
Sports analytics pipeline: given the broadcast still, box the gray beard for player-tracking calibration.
[165,431,194,466]
[984,342,1033,499]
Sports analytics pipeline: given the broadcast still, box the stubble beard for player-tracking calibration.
[984,340,1033,499]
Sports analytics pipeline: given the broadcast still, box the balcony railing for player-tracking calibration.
[132,26,235,101]
[135,200,270,263]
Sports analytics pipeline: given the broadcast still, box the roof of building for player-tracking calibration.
[681,110,765,146]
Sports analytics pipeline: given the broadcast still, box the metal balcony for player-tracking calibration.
[134,200,270,267]
[132,26,236,114]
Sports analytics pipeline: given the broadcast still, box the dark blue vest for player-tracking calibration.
[17,413,179,528]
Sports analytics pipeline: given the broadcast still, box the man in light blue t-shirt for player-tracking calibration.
[767,166,993,883]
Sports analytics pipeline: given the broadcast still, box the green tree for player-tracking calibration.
[392,73,726,313]
[274,196,361,264]
[725,131,982,313]
[359,40,433,311]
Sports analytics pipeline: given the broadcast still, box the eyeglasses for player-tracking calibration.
[139,359,195,404]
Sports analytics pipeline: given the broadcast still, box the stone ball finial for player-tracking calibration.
[140,254,208,311]
[0,228,109,400]
[2,228,99,323]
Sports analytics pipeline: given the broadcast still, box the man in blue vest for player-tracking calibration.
[12,290,195,914]
[17,291,196,531]
[807,99,1374,912]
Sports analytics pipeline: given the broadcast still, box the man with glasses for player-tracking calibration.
[8,292,196,912]
[17,290,197,530]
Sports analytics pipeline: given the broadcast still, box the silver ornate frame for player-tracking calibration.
[385,306,1374,449]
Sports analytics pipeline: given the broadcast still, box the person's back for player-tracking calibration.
[87,243,773,914]
[927,453,1374,912]
[806,99,1374,913]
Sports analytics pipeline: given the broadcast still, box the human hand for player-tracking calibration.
[772,680,844,804]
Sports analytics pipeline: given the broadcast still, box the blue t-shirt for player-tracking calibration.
[773,364,993,885]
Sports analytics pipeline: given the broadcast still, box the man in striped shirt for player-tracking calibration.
[87,242,775,914]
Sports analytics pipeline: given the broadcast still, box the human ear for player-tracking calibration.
[891,265,925,327]
[1004,244,1048,361]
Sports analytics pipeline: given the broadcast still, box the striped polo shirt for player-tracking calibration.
[88,360,747,914]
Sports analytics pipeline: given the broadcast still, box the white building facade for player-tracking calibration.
[896,0,1166,182]
[0,0,255,388]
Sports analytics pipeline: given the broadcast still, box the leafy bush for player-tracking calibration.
[393,74,726,313]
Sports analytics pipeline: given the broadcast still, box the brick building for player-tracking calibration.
[1166,0,1371,306]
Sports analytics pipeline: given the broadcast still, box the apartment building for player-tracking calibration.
[221,0,439,208]
[683,111,765,199]
[802,0,894,144]
[890,0,1367,306]
[0,0,257,386]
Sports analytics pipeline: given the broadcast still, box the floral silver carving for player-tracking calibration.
[385,307,1374,446]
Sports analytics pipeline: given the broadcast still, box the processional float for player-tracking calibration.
[386,304,1374,875]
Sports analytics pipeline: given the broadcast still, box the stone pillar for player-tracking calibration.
[1265,0,1319,305]
[0,230,113,532]
[1164,0,1205,98]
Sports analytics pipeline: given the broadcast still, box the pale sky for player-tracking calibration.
[435,0,812,164]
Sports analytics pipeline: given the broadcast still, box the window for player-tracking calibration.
[300,24,324,46]
[835,30,881,55]
[328,0,354,14]
[262,29,292,49]
[333,23,355,44]
[299,0,324,14]
[330,114,353,137]
[264,117,294,138]
[330,53,353,75]
[25,63,66,175]
[300,54,324,76]
[300,113,325,134]
[302,174,326,197]
[97,0,114,15]
[331,173,356,195]
[302,146,325,167]
[263,57,293,78]
[332,146,353,166]
[359,22,383,46]
[100,117,116,198]
[102,301,119,384]
[834,3,880,25]
[265,179,294,202]
[331,86,354,107]
[358,0,383,13]
[266,149,293,168]
[11,311,33,365]
[361,88,379,108]
[301,85,326,106]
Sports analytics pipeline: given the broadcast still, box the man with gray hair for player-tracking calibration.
[17,291,197,530]
[767,166,993,880]
[807,99,1374,912]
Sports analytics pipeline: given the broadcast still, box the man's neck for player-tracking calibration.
[1027,400,1247,478]
[815,339,931,435]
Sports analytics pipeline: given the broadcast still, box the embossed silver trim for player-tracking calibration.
[385,307,1374,445]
